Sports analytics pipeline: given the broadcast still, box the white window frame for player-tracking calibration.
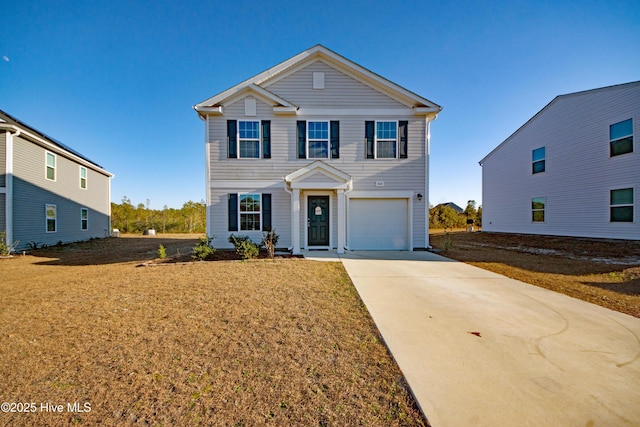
[46,204,57,233]
[81,207,89,230]
[375,121,398,159]
[610,187,634,223]
[609,118,633,157]
[237,120,261,159]
[80,166,87,189]
[532,147,546,174]
[531,197,545,223]
[46,152,56,181]
[238,193,262,231]
[307,121,330,159]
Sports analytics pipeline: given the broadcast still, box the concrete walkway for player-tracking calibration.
[337,251,640,427]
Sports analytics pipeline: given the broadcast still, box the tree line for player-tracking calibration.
[429,200,482,230]
[111,197,206,234]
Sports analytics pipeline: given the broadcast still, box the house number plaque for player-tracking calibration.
[315,206,322,216]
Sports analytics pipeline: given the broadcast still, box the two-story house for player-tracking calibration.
[480,81,639,240]
[195,45,441,254]
[0,110,113,251]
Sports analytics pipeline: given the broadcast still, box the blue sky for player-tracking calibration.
[1,0,639,209]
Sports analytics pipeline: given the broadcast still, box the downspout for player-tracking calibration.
[282,179,294,251]
[5,126,20,252]
[424,114,433,249]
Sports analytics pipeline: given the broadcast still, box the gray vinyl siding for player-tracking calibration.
[11,135,111,248]
[482,82,640,240]
[264,60,408,109]
[0,131,5,187]
[209,187,291,250]
[0,194,5,233]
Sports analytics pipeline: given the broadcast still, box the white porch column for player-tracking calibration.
[292,188,300,254]
[336,189,345,254]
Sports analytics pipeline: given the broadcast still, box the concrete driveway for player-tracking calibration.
[339,251,640,427]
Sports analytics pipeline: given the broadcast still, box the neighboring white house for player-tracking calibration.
[480,81,639,240]
[0,110,113,250]
[194,45,441,253]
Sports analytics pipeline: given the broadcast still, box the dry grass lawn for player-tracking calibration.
[0,235,426,426]
[429,231,640,318]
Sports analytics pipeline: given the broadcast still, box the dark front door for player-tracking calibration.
[308,196,330,246]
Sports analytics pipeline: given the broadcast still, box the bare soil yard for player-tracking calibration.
[429,231,640,318]
[0,235,426,426]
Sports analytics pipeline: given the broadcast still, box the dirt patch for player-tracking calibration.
[429,231,640,318]
[0,235,427,426]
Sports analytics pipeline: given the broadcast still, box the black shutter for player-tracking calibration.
[227,120,237,159]
[262,120,271,159]
[297,121,306,159]
[330,121,340,159]
[228,193,238,231]
[262,193,272,231]
[399,121,408,159]
[365,121,375,159]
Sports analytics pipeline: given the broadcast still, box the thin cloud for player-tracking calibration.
[2,56,9,62]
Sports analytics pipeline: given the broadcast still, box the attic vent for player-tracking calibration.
[244,97,257,116]
[313,72,325,90]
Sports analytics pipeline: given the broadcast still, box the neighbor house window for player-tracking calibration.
[81,208,89,230]
[46,152,56,180]
[46,204,57,232]
[238,121,260,158]
[610,188,634,222]
[239,193,261,231]
[532,197,545,222]
[376,121,397,158]
[80,166,87,189]
[610,118,633,156]
[532,147,546,174]
[308,121,329,158]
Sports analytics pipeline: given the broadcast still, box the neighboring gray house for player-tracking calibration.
[0,110,113,250]
[480,81,639,240]
[195,45,441,253]
[435,202,464,214]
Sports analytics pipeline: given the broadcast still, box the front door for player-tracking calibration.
[308,196,330,246]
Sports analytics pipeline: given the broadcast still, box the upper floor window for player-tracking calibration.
[365,121,408,159]
[81,208,89,230]
[46,152,56,181]
[610,188,634,222]
[46,204,57,232]
[532,197,545,222]
[532,147,546,174]
[610,118,633,157]
[297,121,339,159]
[80,166,87,189]
[227,120,270,159]
[376,121,397,158]
[308,121,329,158]
[239,121,260,158]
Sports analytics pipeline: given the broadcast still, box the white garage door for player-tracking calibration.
[349,198,409,250]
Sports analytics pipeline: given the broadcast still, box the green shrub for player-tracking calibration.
[192,236,216,261]
[260,229,279,259]
[228,234,259,260]
[157,244,167,259]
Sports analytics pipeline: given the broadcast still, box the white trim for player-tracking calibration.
[80,207,89,231]
[304,191,333,250]
[5,130,14,246]
[45,204,57,233]
[348,190,414,198]
[374,120,399,159]
[79,165,88,189]
[296,107,417,116]
[205,116,212,237]
[306,120,330,159]
[237,119,261,159]
[425,115,432,248]
[211,180,283,189]
[45,151,56,181]
[609,186,635,223]
[292,189,301,254]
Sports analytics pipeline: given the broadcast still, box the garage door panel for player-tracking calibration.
[349,199,408,250]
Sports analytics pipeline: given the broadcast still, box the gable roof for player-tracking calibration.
[435,202,464,213]
[479,81,640,165]
[194,44,442,117]
[0,109,112,177]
